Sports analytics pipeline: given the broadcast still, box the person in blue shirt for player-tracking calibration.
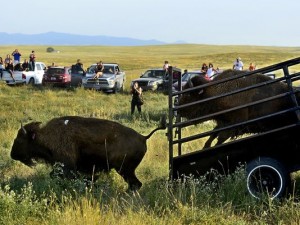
[12,49,22,65]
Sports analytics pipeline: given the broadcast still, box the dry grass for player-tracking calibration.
[1,44,300,224]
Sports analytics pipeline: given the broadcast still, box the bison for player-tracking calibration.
[178,69,299,148]
[11,115,166,190]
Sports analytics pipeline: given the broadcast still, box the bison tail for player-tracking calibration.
[144,115,167,140]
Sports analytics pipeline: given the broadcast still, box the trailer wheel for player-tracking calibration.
[246,157,289,199]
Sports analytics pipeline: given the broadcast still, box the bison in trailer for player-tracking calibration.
[167,58,300,199]
[11,116,166,190]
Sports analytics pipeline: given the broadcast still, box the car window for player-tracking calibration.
[87,65,96,73]
[142,70,164,78]
[36,64,42,71]
[103,66,115,74]
[47,68,65,75]
[182,73,201,81]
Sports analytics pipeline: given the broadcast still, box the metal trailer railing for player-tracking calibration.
[167,57,300,180]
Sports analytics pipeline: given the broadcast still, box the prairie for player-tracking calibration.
[1,44,300,224]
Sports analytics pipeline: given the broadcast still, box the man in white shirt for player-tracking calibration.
[233,57,244,70]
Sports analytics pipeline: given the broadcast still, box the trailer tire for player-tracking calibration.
[246,157,290,199]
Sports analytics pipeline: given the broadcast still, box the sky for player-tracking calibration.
[2,0,300,47]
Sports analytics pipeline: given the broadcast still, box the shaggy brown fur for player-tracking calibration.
[11,116,166,190]
[179,69,298,148]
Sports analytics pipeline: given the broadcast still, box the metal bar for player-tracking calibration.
[167,66,174,180]
[173,90,299,129]
[283,66,300,121]
[173,106,300,145]
[174,72,300,111]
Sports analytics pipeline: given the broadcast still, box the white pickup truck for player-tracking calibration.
[1,62,46,85]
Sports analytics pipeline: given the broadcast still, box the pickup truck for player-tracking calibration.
[1,62,46,85]
[167,58,300,199]
[82,63,126,93]
[131,67,182,91]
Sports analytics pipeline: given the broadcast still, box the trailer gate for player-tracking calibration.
[167,57,300,180]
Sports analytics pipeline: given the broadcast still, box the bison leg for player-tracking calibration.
[119,170,142,191]
[204,128,234,148]
[203,132,218,148]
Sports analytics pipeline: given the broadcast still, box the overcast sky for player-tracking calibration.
[1,0,299,46]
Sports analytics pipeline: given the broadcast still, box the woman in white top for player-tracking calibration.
[206,63,216,80]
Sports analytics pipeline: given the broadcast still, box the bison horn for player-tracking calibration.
[21,121,27,135]
[188,78,193,87]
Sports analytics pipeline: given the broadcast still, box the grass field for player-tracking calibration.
[1,44,300,224]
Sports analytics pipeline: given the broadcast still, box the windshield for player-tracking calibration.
[47,68,65,75]
[181,72,202,81]
[87,65,115,74]
[141,70,165,78]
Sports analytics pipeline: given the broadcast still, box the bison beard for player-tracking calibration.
[178,69,299,148]
[11,116,166,190]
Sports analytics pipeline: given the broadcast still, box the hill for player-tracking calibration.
[0,32,168,46]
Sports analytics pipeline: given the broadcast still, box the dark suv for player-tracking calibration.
[131,67,182,91]
[42,67,71,87]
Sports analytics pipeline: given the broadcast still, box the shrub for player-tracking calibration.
[46,47,55,53]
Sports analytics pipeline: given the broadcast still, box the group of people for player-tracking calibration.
[201,62,219,80]
[232,57,257,71]
[0,49,36,76]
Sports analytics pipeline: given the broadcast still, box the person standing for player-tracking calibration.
[249,62,256,71]
[233,57,244,70]
[75,59,84,70]
[131,82,143,115]
[206,63,217,80]
[0,57,4,79]
[4,54,11,67]
[163,60,169,76]
[0,57,4,69]
[201,63,208,73]
[12,49,22,65]
[29,50,36,71]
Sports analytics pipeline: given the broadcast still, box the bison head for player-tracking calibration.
[177,75,211,119]
[11,121,42,167]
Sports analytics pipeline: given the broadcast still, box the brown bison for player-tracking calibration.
[11,116,166,190]
[179,69,299,148]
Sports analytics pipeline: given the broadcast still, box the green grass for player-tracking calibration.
[1,44,300,224]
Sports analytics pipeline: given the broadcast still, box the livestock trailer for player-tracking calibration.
[167,57,300,199]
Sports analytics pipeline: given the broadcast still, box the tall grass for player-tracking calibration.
[1,45,300,224]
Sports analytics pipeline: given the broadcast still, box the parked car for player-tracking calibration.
[1,68,26,85]
[82,63,126,93]
[131,67,182,91]
[172,70,208,91]
[1,62,46,85]
[42,66,71,87]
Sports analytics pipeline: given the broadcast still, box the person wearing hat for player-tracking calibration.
[233,57,244,71]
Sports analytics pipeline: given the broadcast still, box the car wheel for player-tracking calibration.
[119,82,125,92]
[28,77,35,85]
[112,83,118,93]
[246,157,290,199]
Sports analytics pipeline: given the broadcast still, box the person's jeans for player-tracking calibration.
[30,61,35,71]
